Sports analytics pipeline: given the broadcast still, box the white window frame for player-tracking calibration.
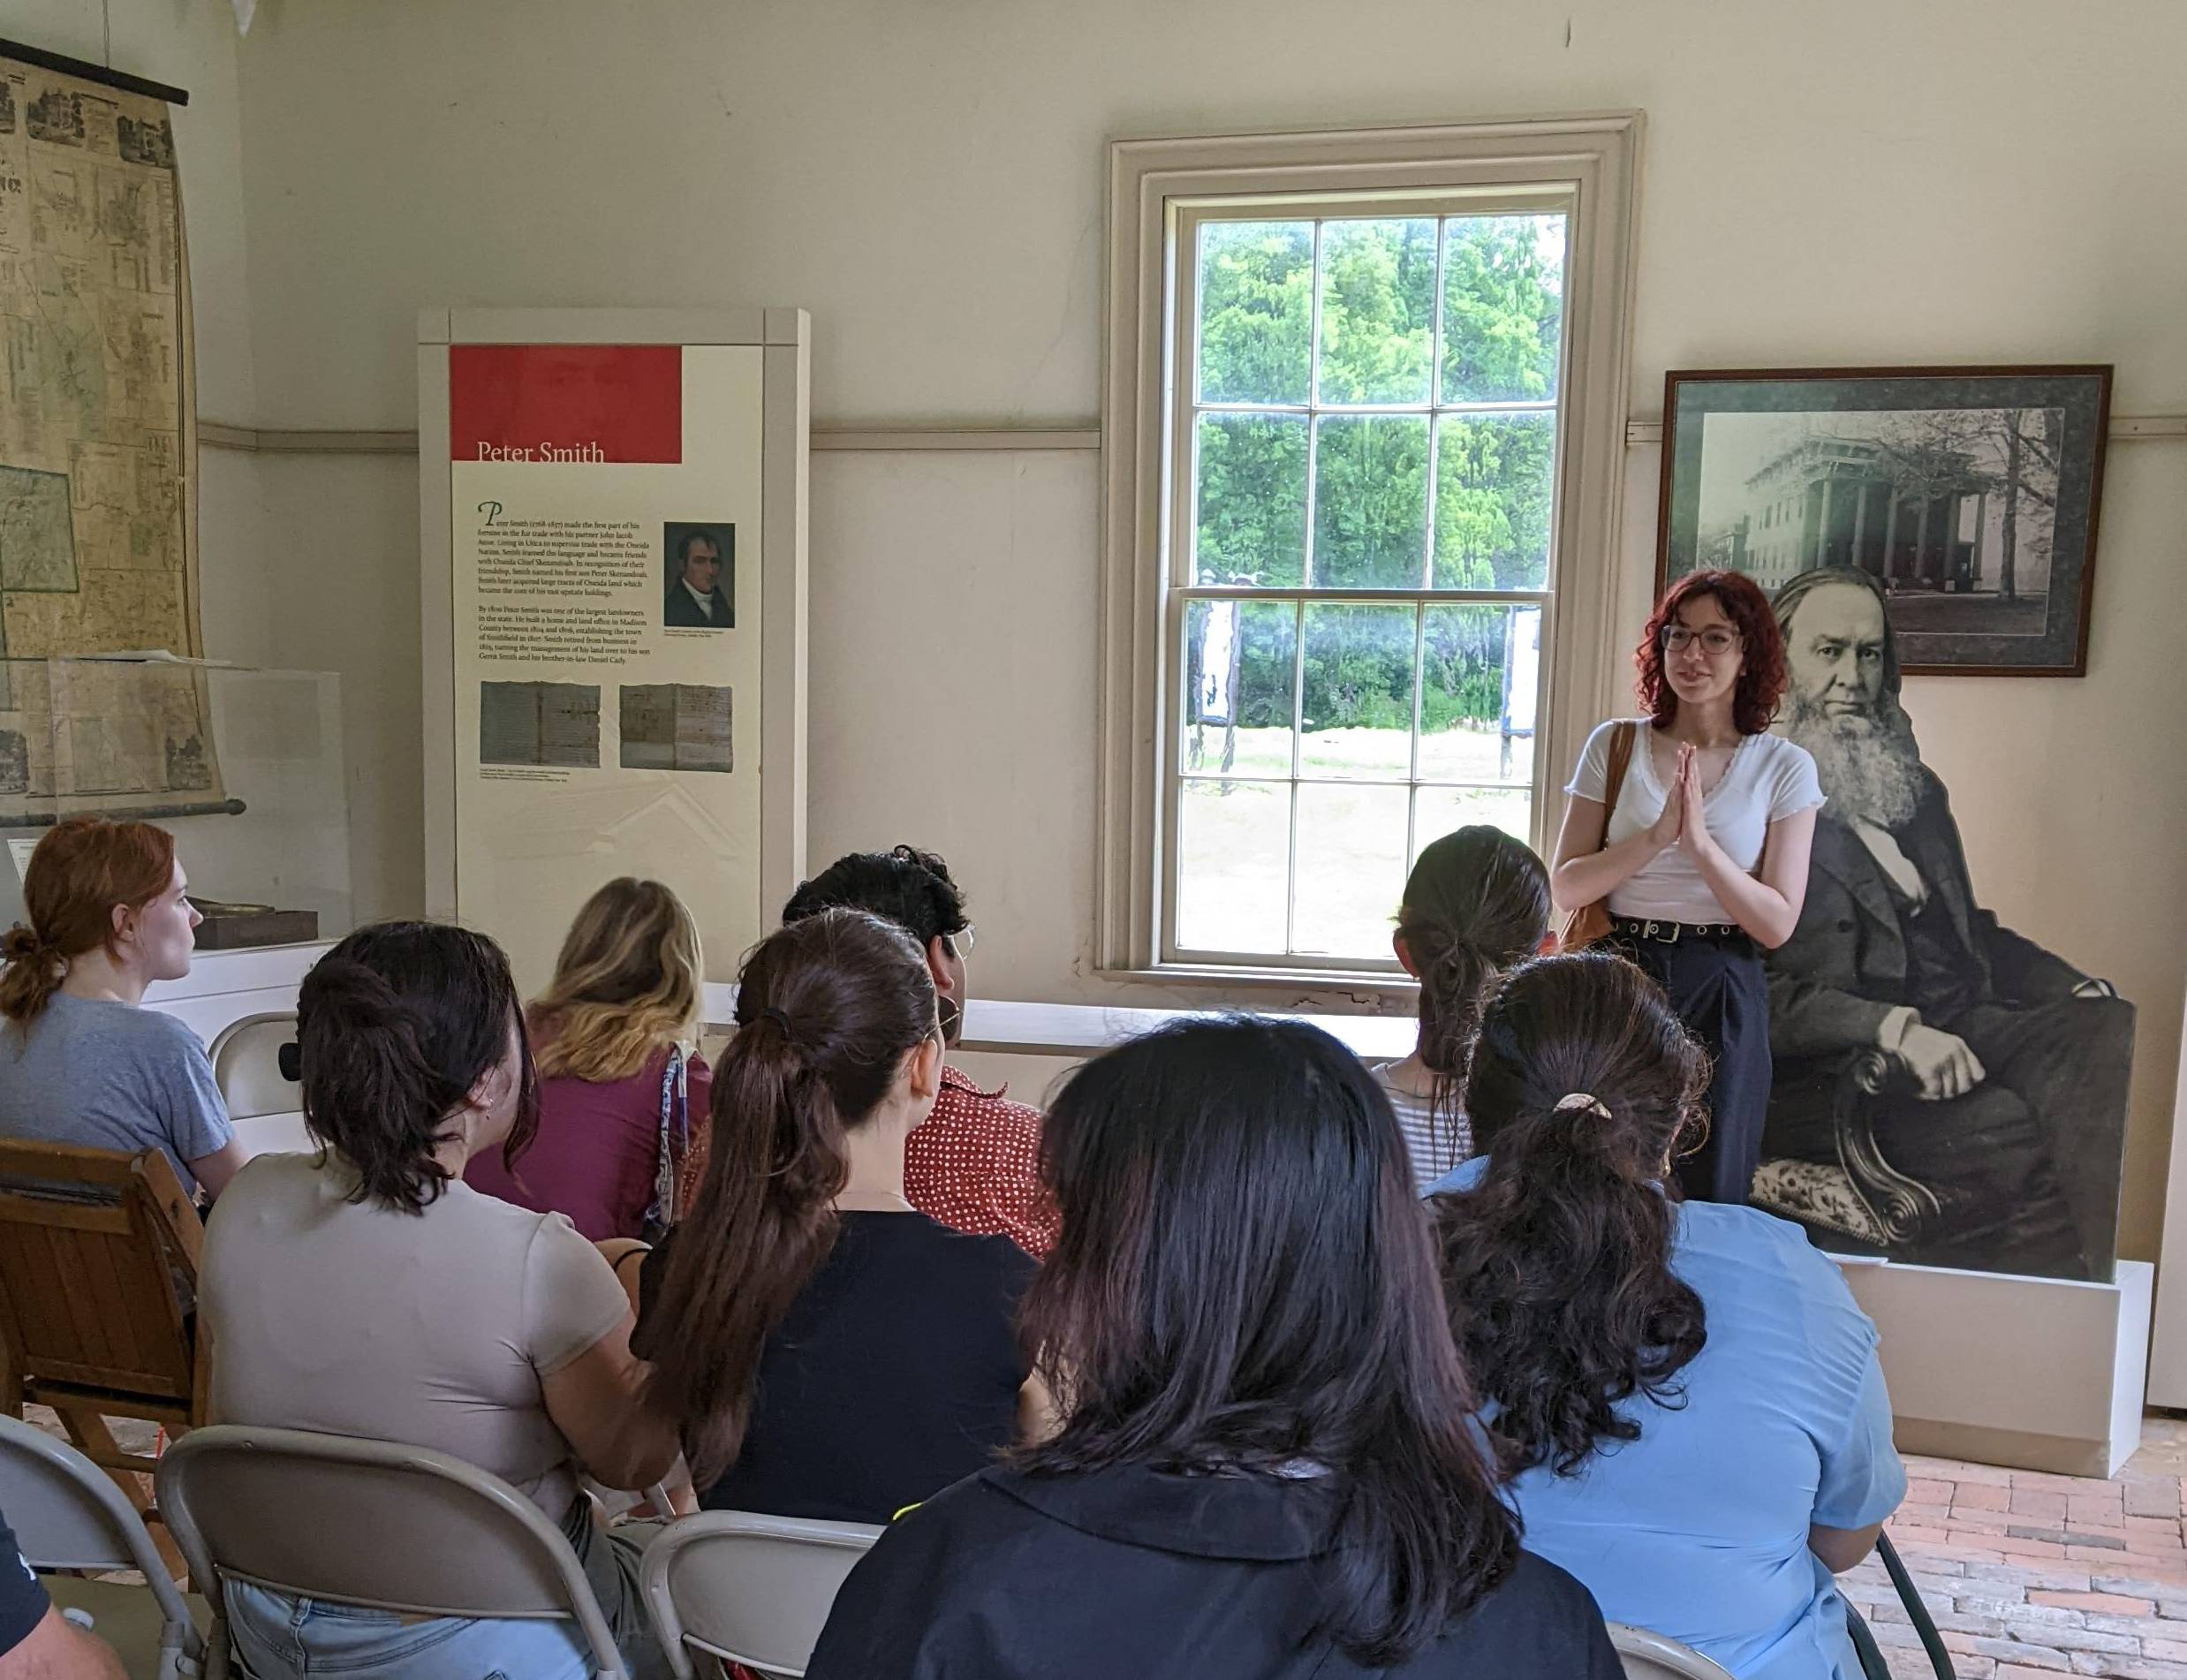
[1097,116,1643,983]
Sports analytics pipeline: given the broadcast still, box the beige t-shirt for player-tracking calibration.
[201,1151,632,1519]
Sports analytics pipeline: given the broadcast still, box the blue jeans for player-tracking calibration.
[225,1581,594,1679]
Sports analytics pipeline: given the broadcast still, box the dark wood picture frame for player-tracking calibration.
[1654,365,2113,676]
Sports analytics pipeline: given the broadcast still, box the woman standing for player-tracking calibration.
[465,878,712,1241]
[1550,571,1820,1204]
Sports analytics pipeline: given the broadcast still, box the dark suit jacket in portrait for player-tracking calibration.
[664,583,733,628]
[1766,769,2086,1061]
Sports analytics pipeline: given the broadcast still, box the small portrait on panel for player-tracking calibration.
[663,522,735,629]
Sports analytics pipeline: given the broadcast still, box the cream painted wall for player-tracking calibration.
[212,0,2187,1256]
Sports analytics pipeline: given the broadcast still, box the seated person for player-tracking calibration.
[1371,826,1553,1189]
[1431,952,1905,1680]
[0,1504,127,1678]
[200,921,678,1680]
[808,1017,1621,1680]
[638,907,1042,1525]
[782,844,1055,1254]
[0,818,243,1200]
[467,876,714,1240]
[1765,567,2114,1278]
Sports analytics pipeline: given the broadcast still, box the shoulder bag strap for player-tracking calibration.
[651,1047,686,1229]
[1595,722,1639,852]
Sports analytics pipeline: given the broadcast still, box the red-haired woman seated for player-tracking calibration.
[0,818,243,1200]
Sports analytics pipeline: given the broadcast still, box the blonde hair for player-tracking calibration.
[528,878,703,1081]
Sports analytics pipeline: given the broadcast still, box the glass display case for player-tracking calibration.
[0,657,352,951]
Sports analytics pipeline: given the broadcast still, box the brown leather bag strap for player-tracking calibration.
[1595,722,1638,851]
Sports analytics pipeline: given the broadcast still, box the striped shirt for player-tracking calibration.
[1369,1060,1472,1192]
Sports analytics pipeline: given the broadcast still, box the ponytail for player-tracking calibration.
[1434,953,1709,1476]
[0,926,63,1025]
[295,923,537,1215]
[638,907,936,1484]
[1396,827,1552,1152]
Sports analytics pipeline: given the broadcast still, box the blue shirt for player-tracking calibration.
[0,993,233,1193]
[1428,1158,1903,1680]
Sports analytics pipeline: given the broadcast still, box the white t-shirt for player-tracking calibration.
[1566,720,1823,925]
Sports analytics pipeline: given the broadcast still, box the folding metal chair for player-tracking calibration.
[641,1510,882,1679]
[0,1412,208,1679]
[1849,1531,1955,1679]
[155,1424,631,1679]
[1608,1623,1738,1679]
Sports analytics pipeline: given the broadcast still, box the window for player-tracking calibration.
[1175,209,1561,962]
[1100,118,1641,980]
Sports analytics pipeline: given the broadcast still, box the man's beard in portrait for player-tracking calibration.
[1783,691,1926,831]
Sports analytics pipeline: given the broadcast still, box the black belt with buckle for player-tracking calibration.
[1611,916,1744,945]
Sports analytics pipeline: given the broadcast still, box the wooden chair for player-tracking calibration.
[0,1140,207,1522]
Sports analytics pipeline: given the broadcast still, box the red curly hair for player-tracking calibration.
[1635,571,1788,737]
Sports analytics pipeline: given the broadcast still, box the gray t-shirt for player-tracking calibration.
[0,993,233,1193]
[202,1152,633,1520]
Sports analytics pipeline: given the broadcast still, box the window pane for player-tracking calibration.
[1412,784,1533,858]
[1433,411,1556,590]
[1315,217,1437,406]
[1300,602,1413,780]
[1419,605,1538,784]
[1197,221,1313,406]
[1290,783,1408,957]
[1177,779,1291,954]
[1183,600,1297,777]
[1312,415,1428,588]
[1440,213,1566,405]
[1194,413,1307,586]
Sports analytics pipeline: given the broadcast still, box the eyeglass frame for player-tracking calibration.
[944,922,976,958]
[1660,625,1743,656]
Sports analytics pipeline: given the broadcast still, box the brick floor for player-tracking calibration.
[1845,1418,2187,1678]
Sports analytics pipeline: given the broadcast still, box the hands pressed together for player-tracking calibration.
[1645,742,1718,862]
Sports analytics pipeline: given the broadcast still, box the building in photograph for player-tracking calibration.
[1722,431,2038,599]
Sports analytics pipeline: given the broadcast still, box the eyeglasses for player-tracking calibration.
[1661,626,1741,656]
[946,923,976,957]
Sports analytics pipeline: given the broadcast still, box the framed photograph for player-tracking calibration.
[1656,366,2113,676]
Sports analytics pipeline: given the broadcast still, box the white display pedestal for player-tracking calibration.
[1842,1257,2152,1478]
[159,958,2153,1475]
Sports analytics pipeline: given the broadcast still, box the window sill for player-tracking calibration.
[1096,961,1418,995]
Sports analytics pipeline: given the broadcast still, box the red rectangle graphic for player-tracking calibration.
[450,344,682,464]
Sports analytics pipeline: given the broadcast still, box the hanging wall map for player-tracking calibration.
[0,50,219,822]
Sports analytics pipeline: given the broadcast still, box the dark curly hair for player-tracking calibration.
[1434,952,1710,1477]
[781,844,968,950]
[1636,569,1789,736]
[296,922,540,1215]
